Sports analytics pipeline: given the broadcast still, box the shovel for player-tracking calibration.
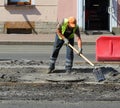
[68,43,105,82]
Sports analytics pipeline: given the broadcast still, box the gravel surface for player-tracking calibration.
[0,60,120,102]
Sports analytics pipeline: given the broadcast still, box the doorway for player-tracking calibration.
[85,0,109,31]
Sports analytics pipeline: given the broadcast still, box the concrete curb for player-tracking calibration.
[0,41,96,45]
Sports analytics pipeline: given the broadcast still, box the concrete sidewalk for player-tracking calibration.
[0,33,114,45]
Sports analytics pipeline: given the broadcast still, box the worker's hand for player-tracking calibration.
[64,38,69,45]
[78,48,82,55]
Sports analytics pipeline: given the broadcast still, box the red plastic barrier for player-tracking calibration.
[96,36,120,61]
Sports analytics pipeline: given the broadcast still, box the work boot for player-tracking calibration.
[47,64,55,74]
[65,65,72,74]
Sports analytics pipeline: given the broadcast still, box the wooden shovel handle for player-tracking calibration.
[68,43,94,66]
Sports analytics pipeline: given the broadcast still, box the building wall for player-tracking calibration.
[0,0,58,22]
[0,0,120,34]
[57,0,77,22]
[0,0,58,34]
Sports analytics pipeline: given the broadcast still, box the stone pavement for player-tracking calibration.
[0,33,114,45]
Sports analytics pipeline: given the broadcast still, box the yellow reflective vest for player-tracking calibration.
[58,18,78,40]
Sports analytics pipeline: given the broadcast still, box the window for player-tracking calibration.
[8,0,31,5]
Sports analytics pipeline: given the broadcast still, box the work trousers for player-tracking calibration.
[50,34,74,70]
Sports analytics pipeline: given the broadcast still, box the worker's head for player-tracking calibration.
[68,17,76,28]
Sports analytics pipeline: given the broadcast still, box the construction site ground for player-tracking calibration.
[0,34,119,107]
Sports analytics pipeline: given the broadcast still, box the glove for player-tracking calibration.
[64,38,69,45]
[78,48,82,55]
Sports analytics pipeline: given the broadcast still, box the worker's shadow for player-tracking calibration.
[51,69,66,74]
[51,68,93,74]
[52,67,119,77]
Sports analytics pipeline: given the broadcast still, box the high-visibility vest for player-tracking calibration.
[58,18,78,39]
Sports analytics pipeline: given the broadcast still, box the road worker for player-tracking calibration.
[48,16,82,73]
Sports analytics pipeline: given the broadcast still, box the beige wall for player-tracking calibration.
[0,0,58,22]
[0,1,4,4]
[57,0,77,22]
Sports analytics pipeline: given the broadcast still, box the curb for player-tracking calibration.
[0,41,96,45]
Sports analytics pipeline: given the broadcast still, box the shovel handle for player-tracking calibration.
[68,43,94,66]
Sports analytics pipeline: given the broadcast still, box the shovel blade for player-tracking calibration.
[93,68,105,82]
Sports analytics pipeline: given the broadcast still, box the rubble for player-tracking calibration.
[0,60,119,102]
